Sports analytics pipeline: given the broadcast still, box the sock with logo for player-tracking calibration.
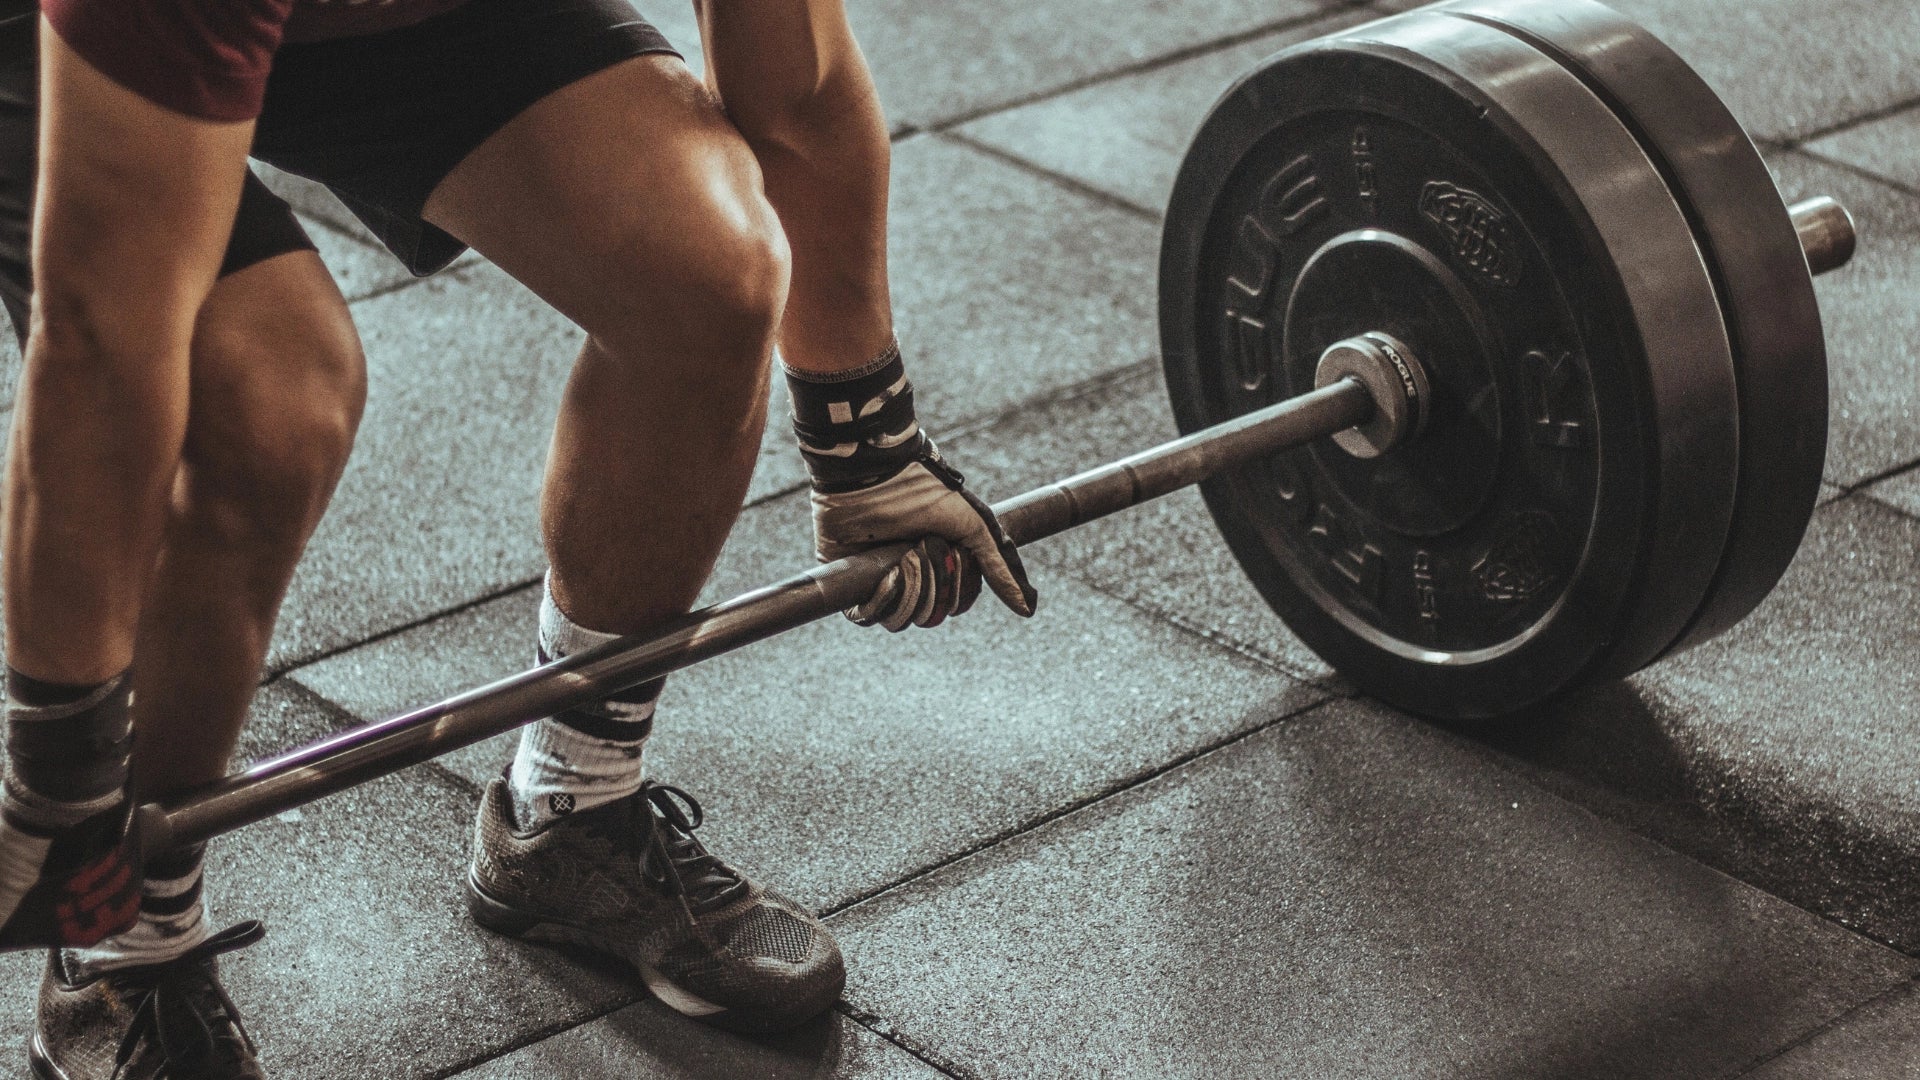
[507,578,660,831]
[63,844,210,977]
[0,668,136,944]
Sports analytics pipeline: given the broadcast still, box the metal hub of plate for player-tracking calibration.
[1159,6,1742,719]
[1313,329,1430,460]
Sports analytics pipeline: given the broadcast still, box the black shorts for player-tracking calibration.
[0,0,677,344]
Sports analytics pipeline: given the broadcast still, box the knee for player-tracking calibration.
[594,176,791,370]
[179,313,366,552]
[618,199,791,367]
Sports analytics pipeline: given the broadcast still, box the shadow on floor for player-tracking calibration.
[1465,681,1920,956]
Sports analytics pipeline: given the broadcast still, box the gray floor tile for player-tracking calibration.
[882,135,1161,450]
[845,0,1343,132]
[450,1007,943,1080]
[1601,0,1920,141]
[0,683,639,1080]
[1767,153,1920,487]
[291,486,1326,912]
[830,698,1916,1080]
[1475,495,1920,951]
[1807,105,1920,187]
[954,10,1377,215]
[1744,980,1920,1080]
[947,363,1333,681]
[1129,0,1919,143]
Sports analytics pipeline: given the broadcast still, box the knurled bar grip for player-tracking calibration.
[139,378,1376,856]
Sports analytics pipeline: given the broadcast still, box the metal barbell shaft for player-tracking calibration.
[140,377,1376,856]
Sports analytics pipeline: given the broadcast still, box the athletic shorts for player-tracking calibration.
[0,0,678,345]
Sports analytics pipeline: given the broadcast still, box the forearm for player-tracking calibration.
[698,0,893,373]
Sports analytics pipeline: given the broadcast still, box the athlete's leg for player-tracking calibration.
[132,248,365,801]
[422,54,786,633]
[426,51,845,1032]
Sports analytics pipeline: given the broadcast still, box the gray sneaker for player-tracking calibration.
[467,778,844,1032]
[30,921,266,1080]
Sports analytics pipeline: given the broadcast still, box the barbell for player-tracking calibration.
[137,0,1858,856]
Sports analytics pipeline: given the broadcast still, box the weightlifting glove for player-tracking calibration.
[789,342,1037,631]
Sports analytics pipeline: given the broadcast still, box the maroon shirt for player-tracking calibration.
[43,0,469,122]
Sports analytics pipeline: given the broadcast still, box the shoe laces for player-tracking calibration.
[632,783,748,915]
[108,920,265,1079]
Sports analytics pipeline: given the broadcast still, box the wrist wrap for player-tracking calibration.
[786,341,928,494]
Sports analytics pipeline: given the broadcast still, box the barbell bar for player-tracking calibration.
[137,195,1852,859]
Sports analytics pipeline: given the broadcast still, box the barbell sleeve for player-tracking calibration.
[140,376,1377,856]
[1789,196,1856,277]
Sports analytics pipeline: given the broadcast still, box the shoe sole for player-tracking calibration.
[466,871,766,1025]
[28,1034,70,1080]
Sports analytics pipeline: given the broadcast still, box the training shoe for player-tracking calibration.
[29,920,267,1080]
[468,777,844,1032]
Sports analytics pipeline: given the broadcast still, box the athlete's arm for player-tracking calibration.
[3,25,254,681]
[696,2,1036,626]
[694,0,890,372]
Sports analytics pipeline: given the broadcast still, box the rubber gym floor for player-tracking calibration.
[4,1,1919,1076]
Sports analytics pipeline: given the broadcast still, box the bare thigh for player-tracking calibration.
[422,53,787,357]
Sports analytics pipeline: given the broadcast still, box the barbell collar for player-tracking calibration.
[142,375,1377,857]
[1790,196,1855,277]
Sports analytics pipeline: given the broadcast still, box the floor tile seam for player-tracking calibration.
[420,994,645,1080]
[909,3,1371,137]
[834,1002,978,1080]
[1724,974,1920,1079]
[1457,726,1920,965]
[1859,487,1919,525]
[1834,455,1920,504]
[257,354,1162,681]
[261,352,1212,712]
[270,674,482,803]
[820,691,1341,923]
[342,251,487,306]
[1781,144,1920,201]
[929,355,1166,463]
[1019,549,1339,686]
[267,574,545,680]
[343,269,443,307]
[1782,93,1920,149]
[935,130,1159,222]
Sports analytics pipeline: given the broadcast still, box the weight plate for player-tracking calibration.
[1439,0,1829,659]
[1159,11,1740,719]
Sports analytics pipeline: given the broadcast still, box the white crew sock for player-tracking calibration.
[64,847,208,977]
[508,578,659,831]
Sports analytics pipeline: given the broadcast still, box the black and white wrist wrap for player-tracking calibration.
[787,342,1037,630]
